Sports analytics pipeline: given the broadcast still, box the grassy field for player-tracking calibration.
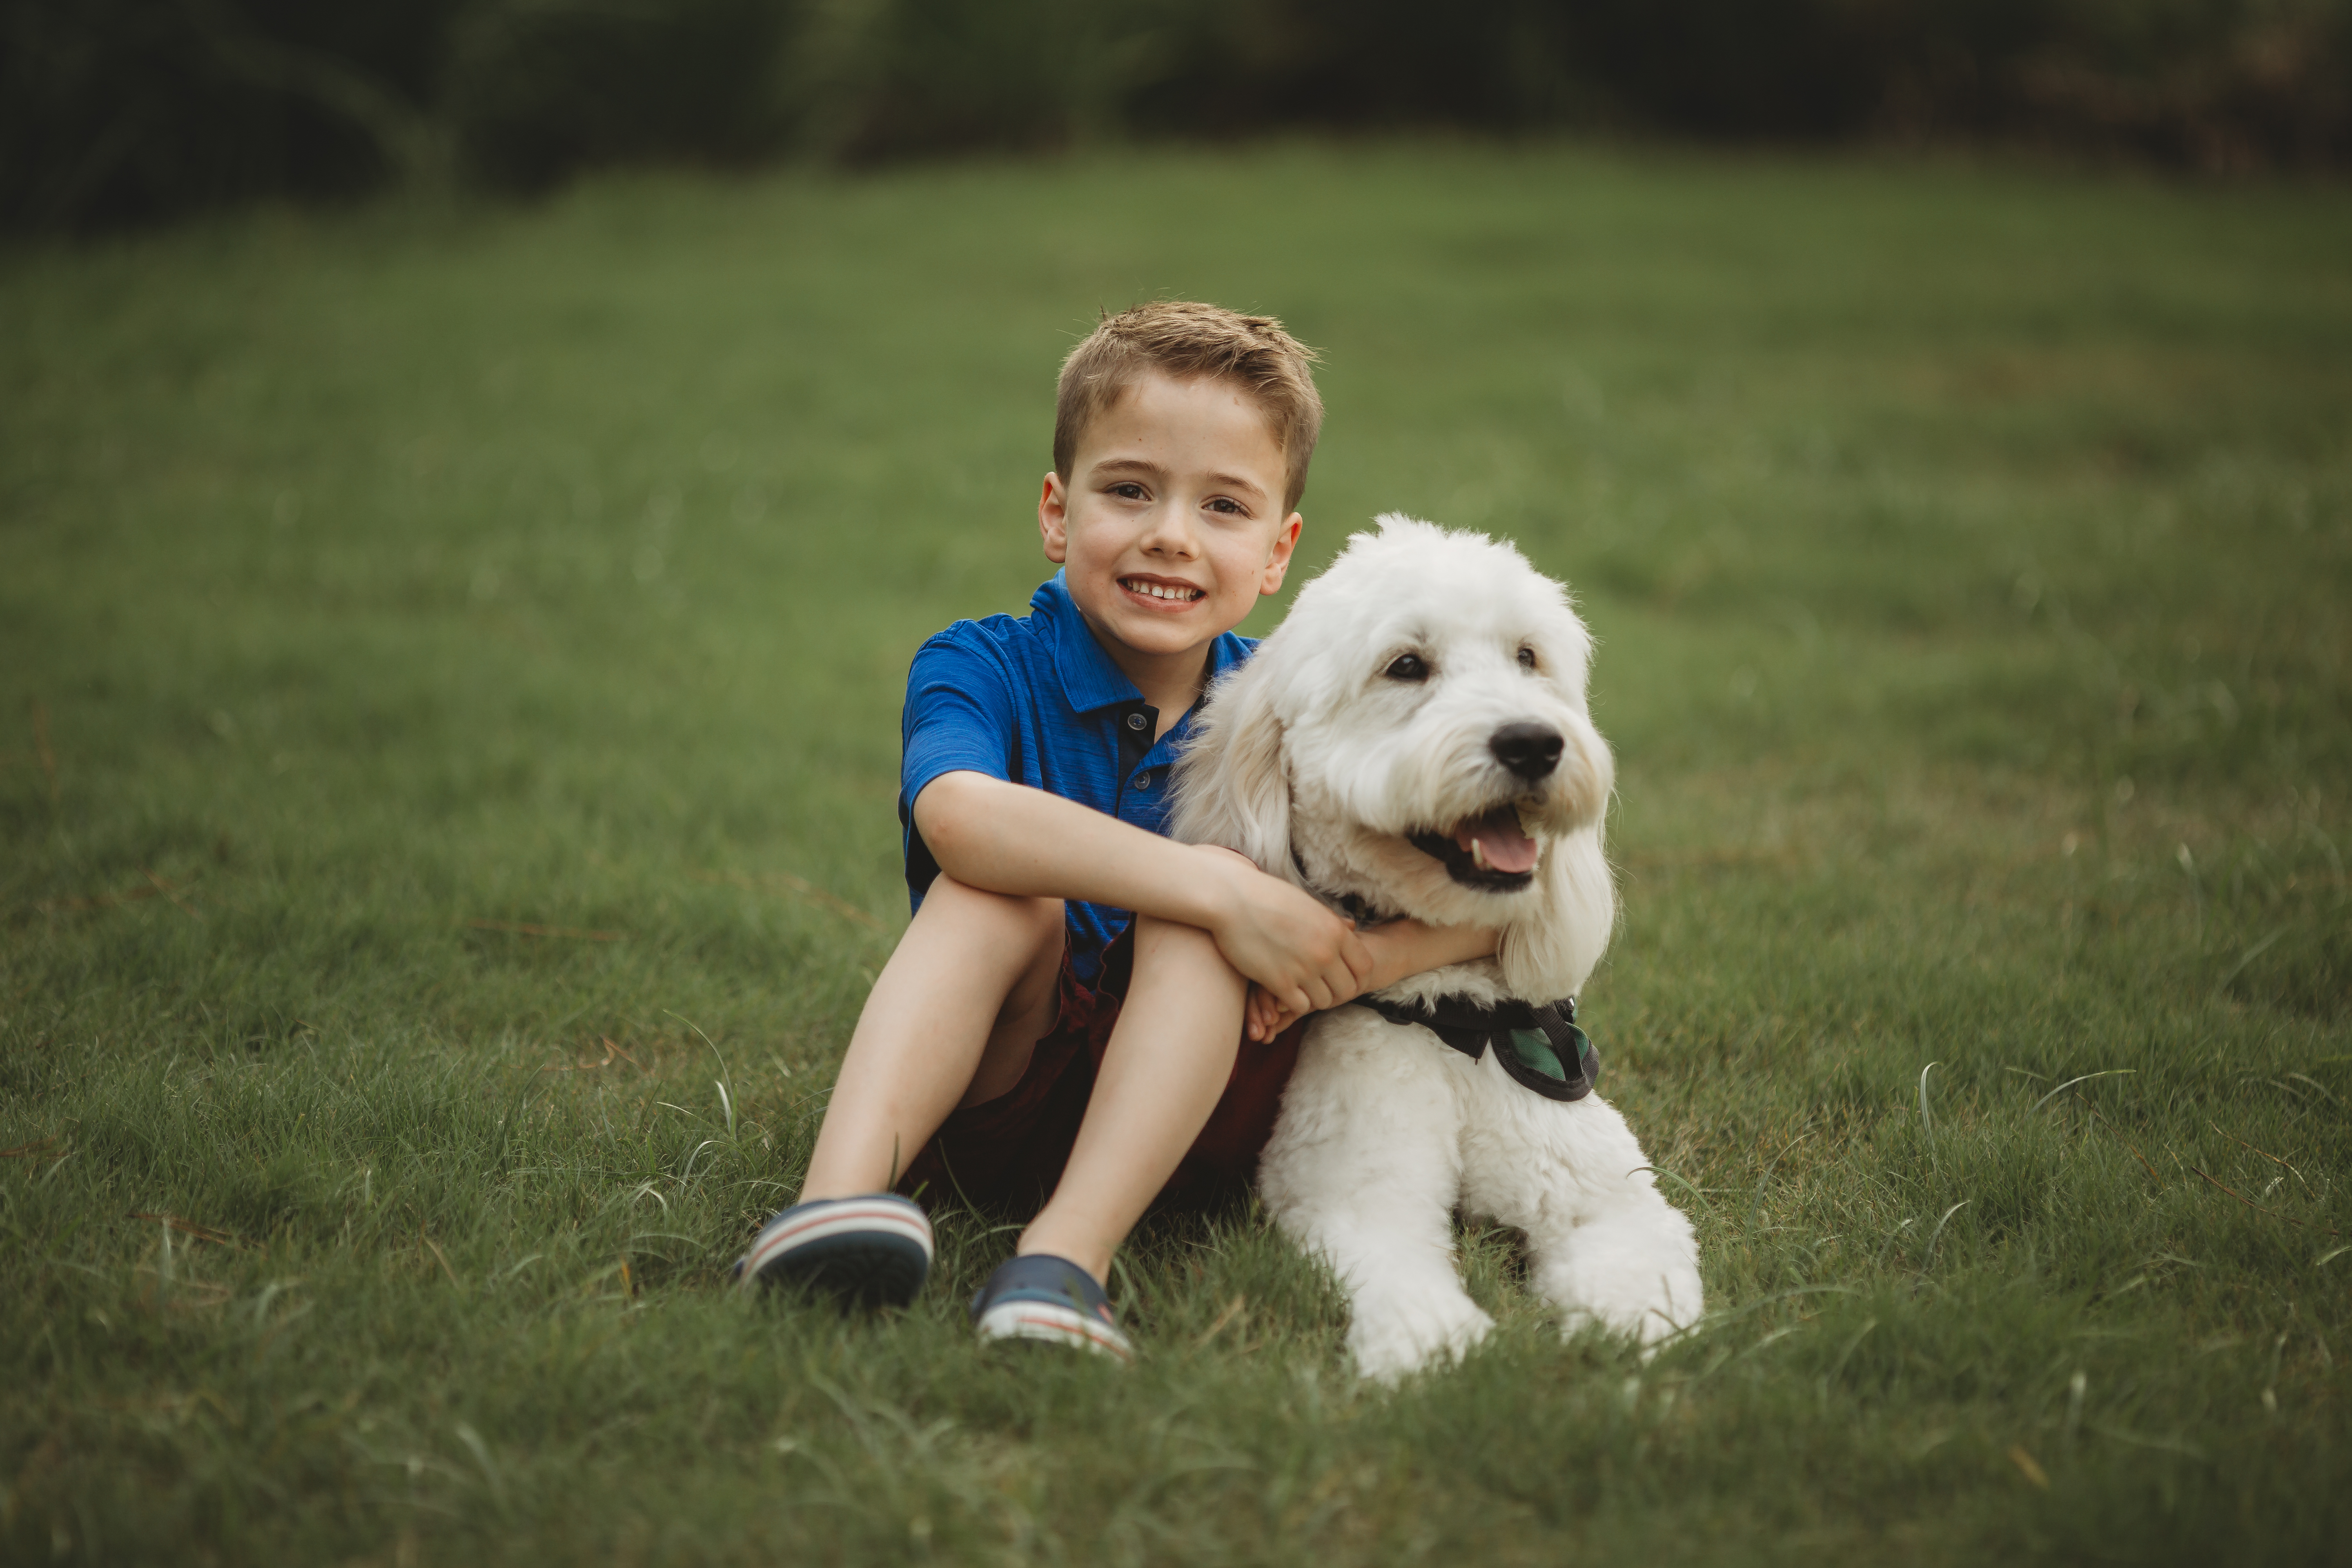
[3,144,2349,1565]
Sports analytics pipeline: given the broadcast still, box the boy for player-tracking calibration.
[736,302,1494,1357]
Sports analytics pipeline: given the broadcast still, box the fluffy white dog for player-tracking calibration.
[1171,515,1702,1381]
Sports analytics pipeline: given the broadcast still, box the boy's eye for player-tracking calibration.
[1384,653,1429,683]
[1109,483,1147,500]
[1206,497,1245,515]
[1517,646,1538,670]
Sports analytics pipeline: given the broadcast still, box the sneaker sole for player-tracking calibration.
[975,1298,1135,1362]
[739,1201,933,1309]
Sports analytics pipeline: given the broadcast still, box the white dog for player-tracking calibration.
[1171,515,1702,1381]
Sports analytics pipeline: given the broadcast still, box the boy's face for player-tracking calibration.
[1039,371,1303,677]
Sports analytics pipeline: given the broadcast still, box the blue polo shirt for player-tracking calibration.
[899,572,1256,984]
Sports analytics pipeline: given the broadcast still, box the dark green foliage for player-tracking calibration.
[0,0,467,230]
[443,0,797,193]
[6,0,2350,235]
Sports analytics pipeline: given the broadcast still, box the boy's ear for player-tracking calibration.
[1258,512,1303,595]
[1169,653,1291,875]
[1038,472,1070,563]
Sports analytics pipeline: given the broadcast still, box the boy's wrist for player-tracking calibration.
[1358,923,1408,993]
[1363,919,1499,991]
[1182,842,1258,933]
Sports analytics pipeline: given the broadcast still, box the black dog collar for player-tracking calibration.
[1289,846,1405,929]
[1352,993,1600,1101]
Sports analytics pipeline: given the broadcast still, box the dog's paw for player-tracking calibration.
[1556,1297,1695,1361]
[1528,1196,1704,1359]
[1348,1294,1494,1383]
[1546,1258,1704,1360]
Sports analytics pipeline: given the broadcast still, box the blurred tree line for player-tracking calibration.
[6,0,2347,234]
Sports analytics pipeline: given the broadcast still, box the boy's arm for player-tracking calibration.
[914,771,1374,1019]
[1359,919,1505,990]
[1242,919,1501,1042]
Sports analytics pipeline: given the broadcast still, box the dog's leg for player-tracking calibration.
[1496,1109,1703,1354]
[1466,1089,1704,1353]
[1523,1188,1702,1352]
[1259,1012,1491,1382]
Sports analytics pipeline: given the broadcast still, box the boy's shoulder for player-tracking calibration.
[916,577,1066,658]
[909,583,1067,708]
[911,573,1256,712]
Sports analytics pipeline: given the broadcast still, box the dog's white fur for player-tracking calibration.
[1172,515,1702,1381]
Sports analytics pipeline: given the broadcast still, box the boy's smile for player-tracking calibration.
[1040,371,1302,714]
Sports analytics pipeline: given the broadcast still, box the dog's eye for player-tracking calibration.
[1517,646,1538,671]
[1383,653,1429,683]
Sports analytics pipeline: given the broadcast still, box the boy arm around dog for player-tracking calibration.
[738,303,1497,1355]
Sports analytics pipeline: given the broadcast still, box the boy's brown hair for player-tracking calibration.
[1054,301,1325,513]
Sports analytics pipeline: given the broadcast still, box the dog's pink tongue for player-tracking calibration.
[1456,810,1539,874]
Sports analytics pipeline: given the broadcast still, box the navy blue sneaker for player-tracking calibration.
[970,1254,1134,1361]
[735,1195,933,1309]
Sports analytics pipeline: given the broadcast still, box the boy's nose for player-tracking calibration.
[1138,506,1198,554]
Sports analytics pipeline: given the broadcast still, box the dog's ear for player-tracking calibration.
[1499,826,1616,1000]
[1499,714,1616,995]
[1170,659,1291,874]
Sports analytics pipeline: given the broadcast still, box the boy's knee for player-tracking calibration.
[926,874,1064,946]
[1132,911,1244,980]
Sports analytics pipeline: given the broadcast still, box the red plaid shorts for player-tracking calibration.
[895,924,1308,1214]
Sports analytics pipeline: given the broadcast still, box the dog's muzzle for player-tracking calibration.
[1410,800,1544,891]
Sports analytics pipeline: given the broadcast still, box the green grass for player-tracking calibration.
[3,143,2348,1565]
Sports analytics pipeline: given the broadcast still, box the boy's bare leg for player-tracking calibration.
[1015,913,1250,1284]
[799,874,1065,1201]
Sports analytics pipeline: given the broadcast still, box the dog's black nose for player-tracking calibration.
[1490,723,1564,781]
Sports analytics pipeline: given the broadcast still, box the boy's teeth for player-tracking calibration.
[1126,579,1198,601]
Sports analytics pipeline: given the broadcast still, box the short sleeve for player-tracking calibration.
[901,630,1019,808]
[899,630,1022,907]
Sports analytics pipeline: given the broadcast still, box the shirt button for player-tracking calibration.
[1134,771,1152,789]
[1126,713,1147,731]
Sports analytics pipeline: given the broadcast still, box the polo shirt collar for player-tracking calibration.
[1039,573,1133,713]
[1037,571,1251,718]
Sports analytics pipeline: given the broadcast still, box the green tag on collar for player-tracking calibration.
[1506,1027,1569,1083]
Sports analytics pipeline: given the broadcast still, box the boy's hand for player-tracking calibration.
[1243,916,1504,1042]
[1244,984,1297,1043]
[1197,847,1372,1028]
